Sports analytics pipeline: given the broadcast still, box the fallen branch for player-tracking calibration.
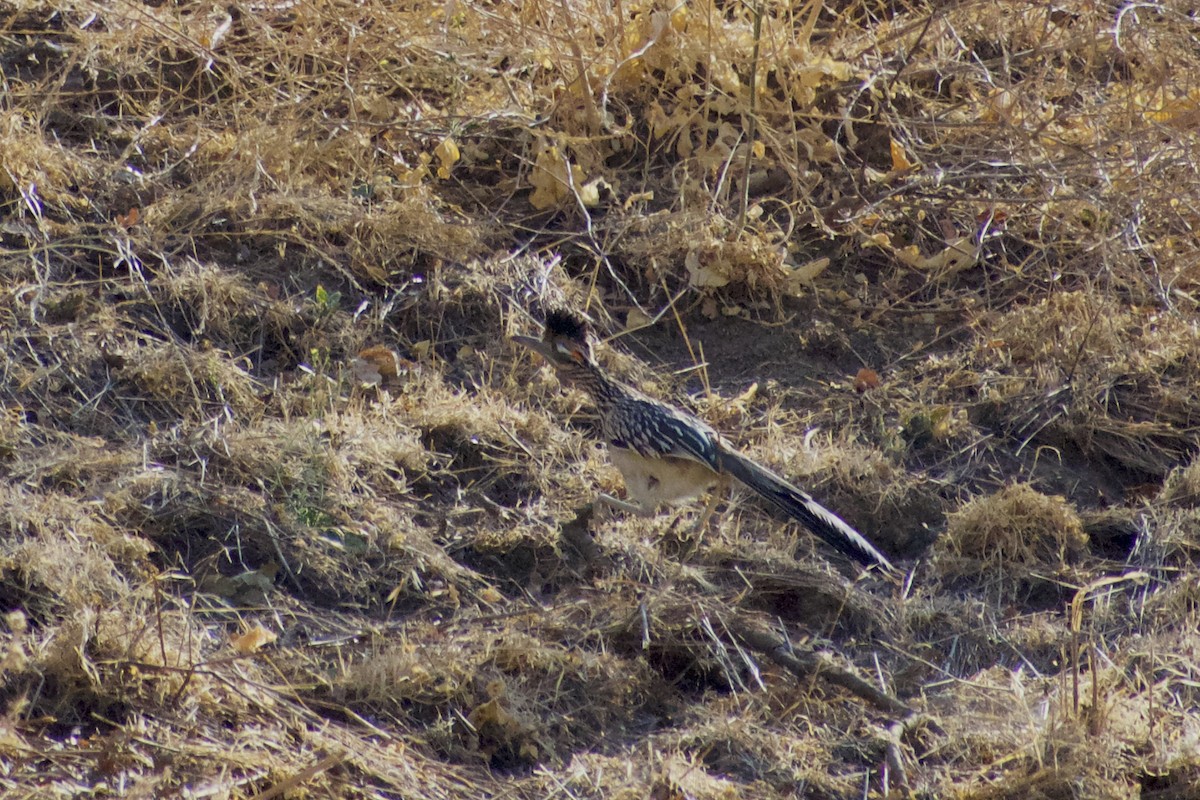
[735,624,911,715]
[735,622,938,795]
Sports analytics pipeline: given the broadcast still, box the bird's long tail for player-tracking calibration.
[716,447,894,572]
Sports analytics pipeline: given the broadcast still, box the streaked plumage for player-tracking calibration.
[514,309,894,572]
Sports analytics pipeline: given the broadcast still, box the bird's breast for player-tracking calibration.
[609,446,720,509]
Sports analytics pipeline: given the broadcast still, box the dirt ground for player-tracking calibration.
[3,0,1200,797]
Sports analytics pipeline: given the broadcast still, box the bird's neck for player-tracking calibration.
[562,360,627,410]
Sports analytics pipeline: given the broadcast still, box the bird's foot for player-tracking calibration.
[661,514,706,561]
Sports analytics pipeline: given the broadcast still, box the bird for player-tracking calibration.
[513,309,894,572]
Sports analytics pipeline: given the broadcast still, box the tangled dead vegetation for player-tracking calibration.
[4,0,1200,796]
[935,482,1088,594]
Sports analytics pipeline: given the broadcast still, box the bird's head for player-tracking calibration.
[513,309,596,373]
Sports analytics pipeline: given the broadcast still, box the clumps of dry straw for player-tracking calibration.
[935,483,1088,589]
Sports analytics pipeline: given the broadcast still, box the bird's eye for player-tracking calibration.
[554,341,586,363]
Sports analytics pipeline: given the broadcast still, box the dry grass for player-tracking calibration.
[3,0,1200,796]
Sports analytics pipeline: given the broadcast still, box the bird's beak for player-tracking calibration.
[512,334,553,361]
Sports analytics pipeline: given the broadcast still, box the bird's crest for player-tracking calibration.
[543,309,589,344]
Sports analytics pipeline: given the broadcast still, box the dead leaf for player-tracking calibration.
[623,190,654,209]
[411,340,433,361]
[579,177,609,207]
[897,236,979,276]
[434,137,460,179]
[684,246,730,288]
[786,256,830,292]
[889,138,914,172]
[352,344,403,387]
[115,208,140,228]
[358,345,401,378]
[230,624,278,654]
[529,145,586,210]
[854,368,881,393]
[731,382,758,410]
[625,308,652,330]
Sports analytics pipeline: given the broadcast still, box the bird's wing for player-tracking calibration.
[609,397,721,470]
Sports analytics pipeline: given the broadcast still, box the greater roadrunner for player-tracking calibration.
[514,310,894,571]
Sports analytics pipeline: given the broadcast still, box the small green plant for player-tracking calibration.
[312,284,342,322]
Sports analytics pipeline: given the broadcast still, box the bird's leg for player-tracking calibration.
[672,476,731,562]
[596,492,654,517]
[690,474,732,534]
